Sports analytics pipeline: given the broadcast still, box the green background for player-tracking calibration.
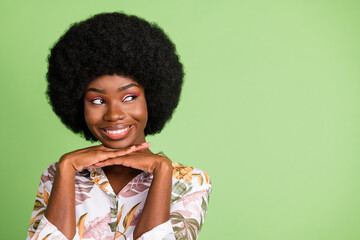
[1,0,360,239]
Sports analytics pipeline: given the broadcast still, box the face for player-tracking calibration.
[84,75,148,149]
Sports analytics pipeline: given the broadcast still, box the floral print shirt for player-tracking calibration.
[27,161,211,240]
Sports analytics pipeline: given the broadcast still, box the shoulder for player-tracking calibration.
[171,162,211,195]
[157,152,211,187]
[39,162,57,184]
[172,162,211,185]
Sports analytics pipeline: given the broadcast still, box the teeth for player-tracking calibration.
[105,127,129,134]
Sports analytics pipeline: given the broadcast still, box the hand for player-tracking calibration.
[87,143,172,174]
[59,143,150,173]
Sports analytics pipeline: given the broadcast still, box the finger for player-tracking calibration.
[101,145,136,156]
[123,145,137,155]
[138,142,151,149]
[82,144,150,169]
[94,156,132,168]
[86,164,98,169]
[99,145,135,160]
[90,160,114,168]
[132,142,151,152]
[109,143,149,158]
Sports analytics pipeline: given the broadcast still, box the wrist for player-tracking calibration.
[153,156,172,176]
[58,157,77,177]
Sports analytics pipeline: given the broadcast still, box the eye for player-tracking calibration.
[90,98,105,105]
[123,95,137,102]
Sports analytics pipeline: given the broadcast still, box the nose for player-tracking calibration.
[103,102,126,121]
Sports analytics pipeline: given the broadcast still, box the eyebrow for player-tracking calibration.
[118,83,139,92]
[86,83,139,94]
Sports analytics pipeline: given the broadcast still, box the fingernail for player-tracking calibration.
[141,142,150,146]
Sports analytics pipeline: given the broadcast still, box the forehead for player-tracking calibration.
[86,75,141,89]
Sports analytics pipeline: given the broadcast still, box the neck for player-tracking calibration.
[103,165,140,174]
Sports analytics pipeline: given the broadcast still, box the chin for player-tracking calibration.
[100,136,144,150]
[101,140,133,149]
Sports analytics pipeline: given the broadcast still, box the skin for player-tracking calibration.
[44,75,173,239]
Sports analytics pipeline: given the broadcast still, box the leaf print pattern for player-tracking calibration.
[29,209,46,227]
[130,209,142,226]
[175,189,209,205]
[117,204,124,227]
[170,171,211,240]
[77,213,88,240]
[43,233,52,240]
[115,202,141,240]
[40,164,56,184]
[27,162,212,240]
[171,181,193,203]
[83,213,111,239]
[28,184,50,237]
[75,178,94,206]
[40,186,50,205]
[123,202,140,231]
[171,212,200,240]
[203,171,211,184]
[172,162,194,182]
[33,200,44,211]
[119,172,152,197]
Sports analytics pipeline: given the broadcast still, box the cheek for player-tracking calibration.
[131,99,148,124]
[84,104,101,127]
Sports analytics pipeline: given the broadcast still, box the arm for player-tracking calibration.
[170,169,212,239]
[94,155,212,240]
[89,150,173,239]
[27,144,149,240]
[132,156,173,239]
[27,164,69,240]
[138,167,212,240]
[44,160,77,238]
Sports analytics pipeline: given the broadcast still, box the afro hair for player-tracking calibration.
[46,12,184,141]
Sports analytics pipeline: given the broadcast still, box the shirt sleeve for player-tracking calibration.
[26,164,81,240]
[137,220,175,240]
[137,168,212,240]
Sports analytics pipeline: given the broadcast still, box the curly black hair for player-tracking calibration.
[46,12,184,141]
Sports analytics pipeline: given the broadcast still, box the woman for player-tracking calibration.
[27,12,211,240]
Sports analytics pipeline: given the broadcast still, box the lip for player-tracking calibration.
[101,125,132,140]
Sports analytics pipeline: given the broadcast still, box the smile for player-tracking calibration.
[101,125,132,140]
[105,128,128,134]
